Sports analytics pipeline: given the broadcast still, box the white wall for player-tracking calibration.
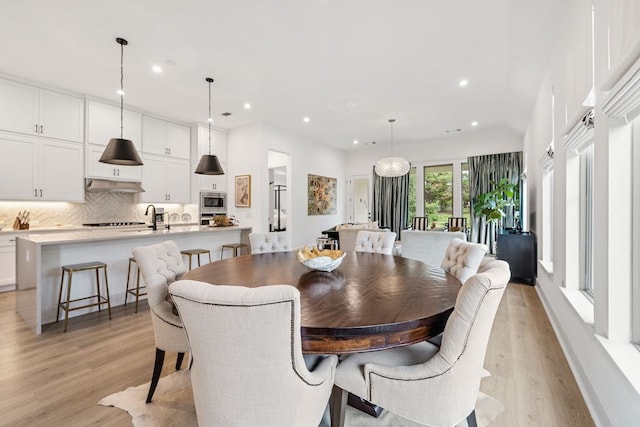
[227,121,347,248]
[346,127,523,175]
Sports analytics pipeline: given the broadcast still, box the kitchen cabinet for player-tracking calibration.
[86,146,142,181]
[496,231,537,285]
[0,135,84,201]
[0,233,17,289]
[139,155,190,203]
[0,78,84,142]
[142,116,190,159]
[86,100,142,149]
[190,125,228,202]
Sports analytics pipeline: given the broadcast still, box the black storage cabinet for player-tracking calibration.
[496,231,537,285]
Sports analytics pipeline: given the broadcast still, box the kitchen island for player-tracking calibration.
[16,225,251,333]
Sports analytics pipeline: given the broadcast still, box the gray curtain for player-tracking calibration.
[468,151,522,253]
[371,167,410,238]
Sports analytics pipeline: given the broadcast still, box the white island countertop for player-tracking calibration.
[21,225,250,245]
[16,225,252,333]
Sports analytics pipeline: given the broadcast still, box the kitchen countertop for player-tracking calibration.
[18,225,250,245]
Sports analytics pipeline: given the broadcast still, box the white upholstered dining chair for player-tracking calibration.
[249,231,292,254]
[169,280,338,426]
[440,238,488,284]
[132,240,189,403]
[330,259,511,427]
[354,230,397,255]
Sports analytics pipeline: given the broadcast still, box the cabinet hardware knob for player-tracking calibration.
[35,124,38,133]
[40,125,43,134]
[35,188,38,197]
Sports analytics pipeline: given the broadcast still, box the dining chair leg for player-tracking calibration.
[176,352,185,370]
[329,385,347,427]
[466,409,478,427]
[146,348,166,403]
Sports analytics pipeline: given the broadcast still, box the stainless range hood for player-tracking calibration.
[85,179,145,193]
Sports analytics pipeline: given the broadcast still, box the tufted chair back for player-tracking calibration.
[169,280,338,426]
[249,231,292,254]
[411,216,429,231]
[354,230,397,255]
[132,240,189,403]
[440,238,487,284]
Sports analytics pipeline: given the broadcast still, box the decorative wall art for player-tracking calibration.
[235,175,251,207]
[307,174,337,215]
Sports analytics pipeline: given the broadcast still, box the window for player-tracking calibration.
[408,167,417,221]
[542,167,554,263]
[424,164,453,228]
[580,144,594,297]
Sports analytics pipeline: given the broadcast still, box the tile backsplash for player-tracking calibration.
[0,192,198,228]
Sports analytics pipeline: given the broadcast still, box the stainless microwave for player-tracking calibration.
[200,191,227,213]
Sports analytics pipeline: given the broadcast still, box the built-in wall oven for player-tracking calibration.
[200,191,227,225]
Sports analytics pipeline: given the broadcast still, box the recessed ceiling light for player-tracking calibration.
[353,140,359,145]
[152,65,162,73]
[207,117,213,122]
[116,89,125,96]
[244,102,252,110]
[458,79,469,87]
[471,121,478,126]
[303,117,310,123]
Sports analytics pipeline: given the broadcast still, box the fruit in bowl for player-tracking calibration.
[297,246,346,272]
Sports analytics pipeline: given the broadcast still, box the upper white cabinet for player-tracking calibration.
[86,145,142,182]
[196,125,227,163]
[190,125,228,202]
[139,155,190,204]
[85,100,142,181]
[86,100,142,149]
[0,135,84,201]
[0,78,84,142]
[142,116,190,159]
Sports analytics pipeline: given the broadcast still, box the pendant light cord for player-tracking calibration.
[119,41,124,139]
[389,118,395,156]
[208,79,212,155]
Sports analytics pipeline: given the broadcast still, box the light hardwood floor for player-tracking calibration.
[0,283,593,426]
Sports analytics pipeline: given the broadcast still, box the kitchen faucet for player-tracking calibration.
[145,204,157,230]
[164,212,170,230]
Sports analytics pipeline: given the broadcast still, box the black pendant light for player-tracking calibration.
[99,37,143,166]
[195,77,224,175]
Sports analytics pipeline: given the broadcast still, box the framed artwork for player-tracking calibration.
[308,174,337,215]
[235,175,251,207]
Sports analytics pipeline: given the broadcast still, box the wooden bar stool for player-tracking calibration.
[180,249,212,271]
[124,257,146,313]
[220,243,249,259]
[56,261,111,332]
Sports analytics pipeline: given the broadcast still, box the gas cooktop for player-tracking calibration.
[82,222,146,227]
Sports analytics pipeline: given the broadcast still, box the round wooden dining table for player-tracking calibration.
[182,251,461,354]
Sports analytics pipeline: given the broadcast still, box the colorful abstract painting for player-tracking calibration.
[308,174,337,215]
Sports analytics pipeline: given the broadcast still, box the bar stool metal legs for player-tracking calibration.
[180,249,212,271]
[124,257,146,313]
[56,261,111,332]
[220,243,249,259]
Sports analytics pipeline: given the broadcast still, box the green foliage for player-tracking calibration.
[472,178,519,224]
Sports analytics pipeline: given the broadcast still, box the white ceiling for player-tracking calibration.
[0,0,567,151]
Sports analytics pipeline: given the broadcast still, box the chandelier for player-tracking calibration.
[374,119,410,177]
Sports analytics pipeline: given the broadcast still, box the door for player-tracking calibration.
[350,175,370,223]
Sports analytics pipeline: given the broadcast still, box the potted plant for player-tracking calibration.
[472,178,519,234]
